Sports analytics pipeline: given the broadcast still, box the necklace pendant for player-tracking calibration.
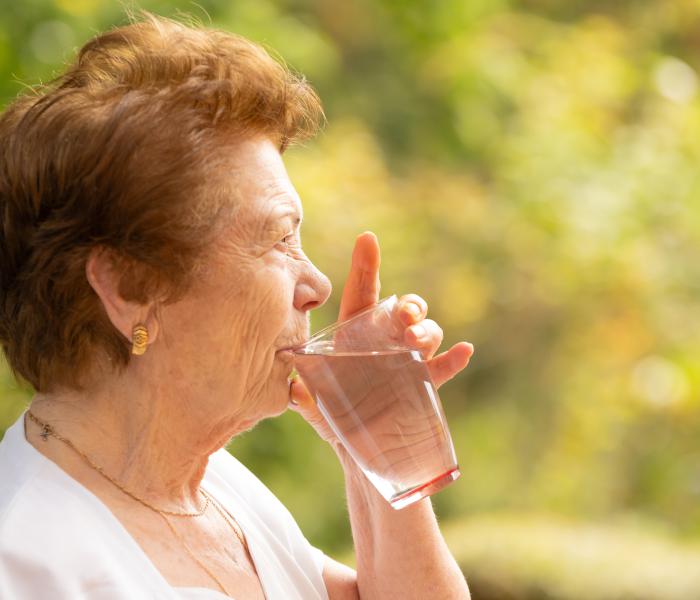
[40,424,51,441]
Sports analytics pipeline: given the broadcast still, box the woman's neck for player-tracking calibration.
[26,373,233,513]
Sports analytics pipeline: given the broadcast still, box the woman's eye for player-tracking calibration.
[276,233,296,253]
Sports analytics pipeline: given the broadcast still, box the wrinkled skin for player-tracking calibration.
[151,136,333,436]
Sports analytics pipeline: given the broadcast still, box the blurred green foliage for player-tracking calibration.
[442,513,700,600]
[2,0,700,596]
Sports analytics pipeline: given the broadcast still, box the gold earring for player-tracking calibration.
[131,324,148,356]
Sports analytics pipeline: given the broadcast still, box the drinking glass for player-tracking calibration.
[293,295,460,509]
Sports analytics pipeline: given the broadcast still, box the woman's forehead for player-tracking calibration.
[235,172,302,223]
[218,137,303,226]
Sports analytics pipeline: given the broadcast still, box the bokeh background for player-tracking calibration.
[2,1,700,598]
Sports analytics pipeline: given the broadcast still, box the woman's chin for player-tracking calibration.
[266,378,295,418]
[235,395,286,431]
[245,359,296,420]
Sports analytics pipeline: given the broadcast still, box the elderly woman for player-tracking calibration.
[0,13,474,600]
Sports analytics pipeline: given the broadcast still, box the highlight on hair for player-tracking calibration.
[0,11,324,392]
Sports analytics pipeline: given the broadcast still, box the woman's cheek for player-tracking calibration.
[240,281,289,354]
[258,256,296,304]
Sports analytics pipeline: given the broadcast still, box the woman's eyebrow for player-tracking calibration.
[272,209,302,226]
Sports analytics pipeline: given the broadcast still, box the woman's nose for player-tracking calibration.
[294,261,332,312]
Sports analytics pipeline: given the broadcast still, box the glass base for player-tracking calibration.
[389,466,461,510]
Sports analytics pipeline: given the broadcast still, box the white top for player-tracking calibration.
[0,412,329,600]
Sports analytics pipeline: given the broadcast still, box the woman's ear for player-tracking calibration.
[85,247,160,347]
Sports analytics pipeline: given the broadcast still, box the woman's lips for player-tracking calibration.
[277,339,307,353]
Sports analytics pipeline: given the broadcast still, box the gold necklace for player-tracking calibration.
[26,411,209,517]
[26,410,249,596]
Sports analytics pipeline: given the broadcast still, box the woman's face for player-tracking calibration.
[153,136,331,433]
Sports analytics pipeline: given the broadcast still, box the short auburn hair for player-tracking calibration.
[0,12,323,392]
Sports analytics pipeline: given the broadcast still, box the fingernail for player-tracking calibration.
[406,303,421,317]
[411,324,426,339]
[289,378,300,406]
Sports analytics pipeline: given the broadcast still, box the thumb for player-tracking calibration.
[289,378,339,446]
[289,378,315,412]
[289,379,325,428]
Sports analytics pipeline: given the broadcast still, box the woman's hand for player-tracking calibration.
[288,231,474,448]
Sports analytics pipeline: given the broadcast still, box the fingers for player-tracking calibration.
[398,294,428,326]
[336,239,473,387]
[405,318,443,359]
[338,232,381,320]
[398,295,440,359]
[427,342,474,388]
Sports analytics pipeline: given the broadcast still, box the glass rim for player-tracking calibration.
[292,294,398,353]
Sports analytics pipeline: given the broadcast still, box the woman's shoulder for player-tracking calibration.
[0,417,97,592]
[0,414,52,522]
[0,414,107,549]
[0,415,167,597]
[0,415,126,560]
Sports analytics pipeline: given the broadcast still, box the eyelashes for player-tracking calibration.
[275,233,297,254]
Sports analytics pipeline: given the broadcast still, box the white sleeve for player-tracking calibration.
[309,544,328,577]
